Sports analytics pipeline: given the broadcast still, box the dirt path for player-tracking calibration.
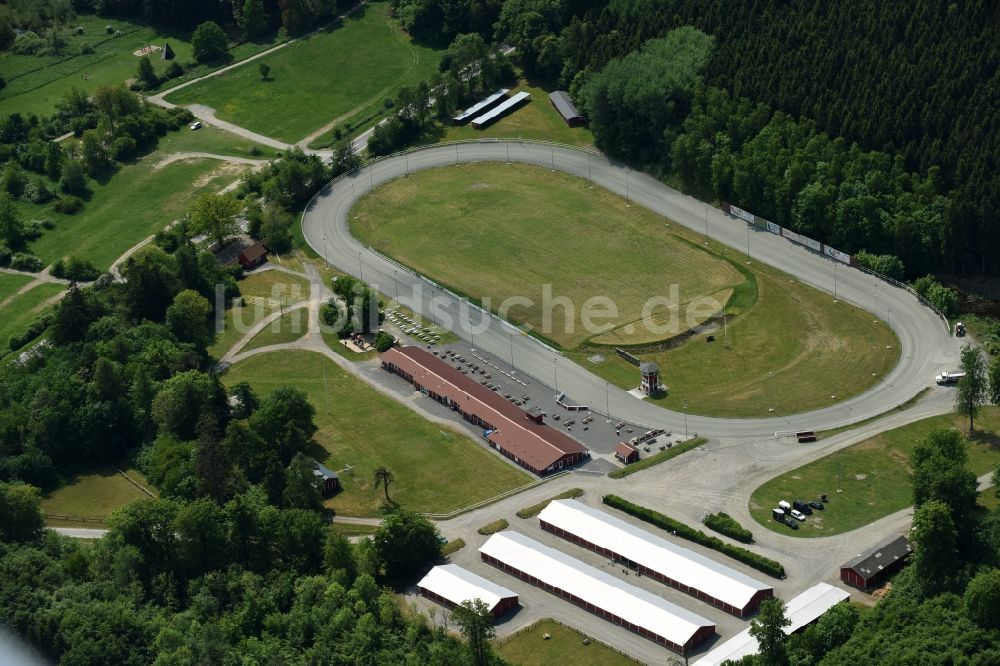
[152,151,268,171]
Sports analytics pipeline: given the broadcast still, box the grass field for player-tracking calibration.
[352,162,899,417]
[15,155,251,270]
[495,619,640,666]
[0,273,35,304]
[0,13,281,118]
[166,3,442,144]
[41,466,153,521]
[222,351,530,516]
[352,163,744,350]
[154,124,280,159]
[436,79,595,149]
[209,270,310,357]
[242,308,310,351]
[749,408,1000,537]
[0,283,65,353]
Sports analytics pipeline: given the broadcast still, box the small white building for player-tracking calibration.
[417,564,518,618]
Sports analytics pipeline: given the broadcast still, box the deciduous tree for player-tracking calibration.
[192,21,228,63]
[749,597,790,665]
[956,344,986,432]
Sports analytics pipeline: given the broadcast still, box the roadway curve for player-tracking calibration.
[301,140,961,438]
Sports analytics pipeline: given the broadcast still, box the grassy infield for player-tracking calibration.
[352,162,898,417]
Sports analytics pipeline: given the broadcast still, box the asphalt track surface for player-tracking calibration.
[301,140,962,438]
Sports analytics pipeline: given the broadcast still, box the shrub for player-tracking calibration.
[76,26,85,35]
[854,250,905,280]
[25,179,53,204]
[0,244,11,266]
[603,495,785,578]
[374,331,394,352]
[79,42,94,55]
[105,25,114,34]
[12,32,44,56]
[9,314,52,351]
[912,274,958,316]
[165,61,184,79]
[54,195,84,214]
[50,256,101,281]
[9,253,44,272]
[477,519,509,535]
[703,512,754,543]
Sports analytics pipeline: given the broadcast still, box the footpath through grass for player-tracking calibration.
[16,156,250,270]
[750,408,1000,538]
[0,273,35,303]
[167,3,442,144]
[352,162,898,417]
[495,619,641,666]
[242,308,310,352]
[222,351,530,516]
[209,269,310,358]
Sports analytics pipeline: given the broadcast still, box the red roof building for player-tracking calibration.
[380,346,589,475]
[615,442,640,464]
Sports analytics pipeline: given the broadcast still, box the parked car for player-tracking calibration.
[793,500,813,515]
[808,500,824,510]
[189,121,202,130]
[783,517,799,530]
[790,509,806,521]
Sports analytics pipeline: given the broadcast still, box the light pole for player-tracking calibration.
[358,249,363,282]
[683,399,688,438]
[393,269,399,303]
[704,204,709,244]
[405,153,409,176]
[605,382,611,423]
[723,309,729,349]
[323,231,329,261]
[509,334,514,370]
[550,145,555,171]
[506,142,510,165]
[587,153,592,188]
[833,261,838,302]
[369,165,373,191]
[768,371,774,413]
[553,357,558,391]
[746,224,751,263]
[625,169,630,207]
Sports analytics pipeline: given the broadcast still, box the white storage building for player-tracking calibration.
[538,499,773,616]
[691,582,852,666]
[479,530,715,654]
[470,91,531,129]
[417,564,518,618]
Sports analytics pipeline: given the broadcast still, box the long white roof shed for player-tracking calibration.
[691,583,852,666]
[479,530,714,652]
[538,499,773,616]
[452,89,510,124]
[470,91,530,128]
[417,564,518,616]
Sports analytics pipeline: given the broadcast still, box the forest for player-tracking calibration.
[389,0,997,278]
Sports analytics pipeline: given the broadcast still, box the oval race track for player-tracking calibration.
[301,140,962,438]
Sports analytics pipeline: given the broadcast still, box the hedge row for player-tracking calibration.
[703,512,754,544]
[603,495,784,578]
[608,437,706,478]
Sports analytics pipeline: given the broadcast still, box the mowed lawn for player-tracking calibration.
[495,620,641,666]
[17,156,252,270]
[41,466,153,521]
[0,283,65,354]
[749,408,1000,538]
[166,3,442,143]
[351,163,744,349]
[242,308,310,351]
[574,266,898,417]
[0,273,35,303]
[222,351,530,516]
[439,79,596,149]
[210,269,310,357]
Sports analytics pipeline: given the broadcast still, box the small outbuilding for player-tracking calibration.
[232,241,268,270]
[548,91,584,127]
[840,534,911,590]
[311,460,341,496]
[615,442,640,464]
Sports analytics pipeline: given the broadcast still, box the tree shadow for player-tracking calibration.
[967,427,1000,451]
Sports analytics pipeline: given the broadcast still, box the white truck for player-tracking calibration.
[936,370,966,385]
